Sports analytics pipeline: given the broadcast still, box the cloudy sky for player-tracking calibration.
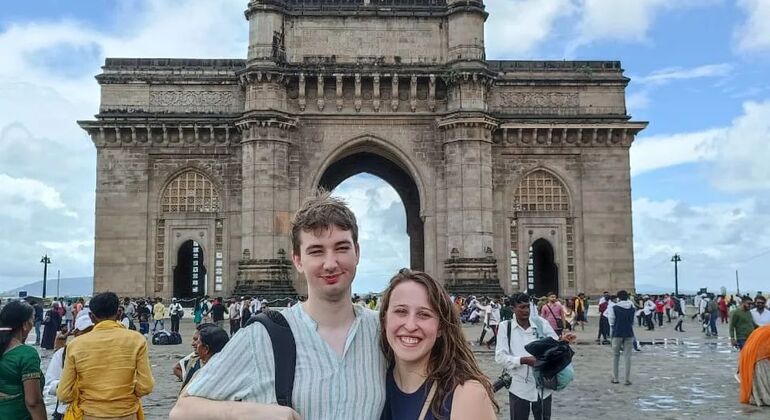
[1,0,769,294]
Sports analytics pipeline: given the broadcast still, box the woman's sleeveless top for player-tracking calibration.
[381,368,454,420]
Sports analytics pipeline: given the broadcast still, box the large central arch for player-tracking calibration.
[317,151,424,271]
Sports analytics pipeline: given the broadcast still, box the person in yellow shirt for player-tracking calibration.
[152,298,167,333]
[57,292,154,420]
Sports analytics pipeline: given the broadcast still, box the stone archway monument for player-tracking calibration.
[79,0,646,299]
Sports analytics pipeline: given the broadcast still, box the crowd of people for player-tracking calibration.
[1,191,768,419]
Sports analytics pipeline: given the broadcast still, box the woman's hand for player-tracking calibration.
[560,332,577,344]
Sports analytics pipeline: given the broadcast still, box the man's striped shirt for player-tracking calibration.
[186,303,387,419]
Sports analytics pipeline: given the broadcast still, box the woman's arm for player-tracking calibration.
[23,378,47,420]
[450,380,496,420]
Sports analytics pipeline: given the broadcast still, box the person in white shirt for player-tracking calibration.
[44,309,94,419]
[751,295,770,327]
[228,298,241,336]
[169,298,184,333]
[643,296,655,330]
[496,293,574,420]
[476,298,495,346]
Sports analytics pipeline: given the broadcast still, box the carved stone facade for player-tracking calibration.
[80,0,646,299]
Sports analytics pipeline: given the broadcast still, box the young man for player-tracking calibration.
[751,295,770,327]
[169,298,184,333]
[674,295,687,332]
[643,296,655,331]
[152,297,166,332]
[607,290,635,385]
[57,292,155,418]
[210,297,226,329]
[171,192,387,420]
[729,297,755,350]
[228,298,241,336]
[495,293,574,420]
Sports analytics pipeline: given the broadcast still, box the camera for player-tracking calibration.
[493,371,512,392]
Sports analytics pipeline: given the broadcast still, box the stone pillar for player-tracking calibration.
[446,0,487,62]
[439,115,503,297]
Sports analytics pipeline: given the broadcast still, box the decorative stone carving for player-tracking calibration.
[150,90,235,107]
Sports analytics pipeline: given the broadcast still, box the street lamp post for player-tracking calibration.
[671,253,681,296]
[40,254,51,298]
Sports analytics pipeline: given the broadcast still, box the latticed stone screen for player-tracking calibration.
[513,170,570,212]
[161,171,220,213]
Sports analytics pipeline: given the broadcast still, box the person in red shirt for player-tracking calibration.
[718,295,729,324]
[654,297,665,327]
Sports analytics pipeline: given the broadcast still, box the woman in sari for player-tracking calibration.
[379,269,497,420]
[0,300,46,420]
[738,325,770,406]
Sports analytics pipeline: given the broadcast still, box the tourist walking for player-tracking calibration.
[598,298,611,344]
[751,295,770,327]
[379,269,497,420]
[654,296,665,327]
[0,300,46,420]
[540,293,565,336]
[607,290,635,385]
[169,298,183,333]
[41,302,62,350]
[32,300,44,346]
[152,297,167,332]
[228,298,241,336]
[719,295,730,324]
[63,300,74,331]
[574,293,587,330]
[193,297,208,326]
[674,295,686,332]
[57,292,155,419]
[171,192,388,419]
[706,294,719,337]
[643,296,655,331]
[210,297,226,329]
[730,297,756,350]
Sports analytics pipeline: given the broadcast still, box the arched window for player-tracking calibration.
[513,170,570,212]
[161,170,220,213]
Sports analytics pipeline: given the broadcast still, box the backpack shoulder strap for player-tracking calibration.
[507,320,512,353]
[249,311,296,408]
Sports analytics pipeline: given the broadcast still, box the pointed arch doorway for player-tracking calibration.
[173,240,207,299]
[318,151,424,271]
[528,238,558,298]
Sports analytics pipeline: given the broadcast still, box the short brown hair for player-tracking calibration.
[291,190,359,255]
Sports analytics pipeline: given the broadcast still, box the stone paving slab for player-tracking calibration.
[33,314,768,419]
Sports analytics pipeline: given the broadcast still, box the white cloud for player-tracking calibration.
[711,100,770,191]
[0,174,78,219]
[333,174,409,293]
[631,99,770,185]
[485,0,576,57]
[735,0,770,53]
[566,0,720,54]
[633,196,769,293]
[633,63,733,85]
[630,128,722,176]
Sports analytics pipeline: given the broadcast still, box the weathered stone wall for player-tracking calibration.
[284,16,447,64]
[93,148,151,296]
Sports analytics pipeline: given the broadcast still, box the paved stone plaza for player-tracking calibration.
[35,313,768,419]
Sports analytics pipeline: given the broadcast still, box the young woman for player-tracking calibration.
[380,269,497,420]
[0,300,46,420]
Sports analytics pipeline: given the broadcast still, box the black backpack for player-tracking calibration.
[245,311,296,407]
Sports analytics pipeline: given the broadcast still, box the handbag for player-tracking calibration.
[545,304,564,336]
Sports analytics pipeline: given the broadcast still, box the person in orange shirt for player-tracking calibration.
[57,292,155,420]
[738,325,770,407]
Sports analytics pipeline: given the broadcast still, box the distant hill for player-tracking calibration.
[2,277,93,298]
